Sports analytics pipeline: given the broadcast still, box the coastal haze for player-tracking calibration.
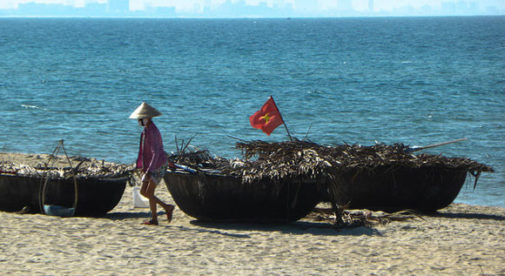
[1,0,505,17]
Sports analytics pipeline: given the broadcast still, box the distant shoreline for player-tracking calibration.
[1,15,505,19]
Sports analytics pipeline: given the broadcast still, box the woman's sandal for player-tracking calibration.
[166,205,175,223]
[142,219,158,226]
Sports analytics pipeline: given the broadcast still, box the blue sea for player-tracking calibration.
[1,17,504,207]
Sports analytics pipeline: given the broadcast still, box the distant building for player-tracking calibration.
[108,0,129,14]
[468,2,479,12]
[441,1,457,14]
[138,6,176,18]
[83,3,108,16]
[16,2,76,17]
[294,0,315,13]
[338,0,353,11]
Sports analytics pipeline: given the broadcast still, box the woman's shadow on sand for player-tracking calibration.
[104,211,380,237]
[188,220,381,237]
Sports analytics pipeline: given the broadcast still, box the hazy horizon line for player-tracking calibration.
[1,14,504,18]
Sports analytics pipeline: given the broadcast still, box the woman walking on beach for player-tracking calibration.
[130,102,174,225]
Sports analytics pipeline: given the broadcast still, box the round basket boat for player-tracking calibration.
[327,166,468,212]
[0,173,128,217]
[164,170,326,223]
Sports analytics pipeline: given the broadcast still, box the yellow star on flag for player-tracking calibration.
[260,113,271,123]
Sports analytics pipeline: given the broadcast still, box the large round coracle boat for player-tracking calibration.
[0,174,128,216]
[164,169,326,222]
[327,166,469,212]
[0,153,131,217]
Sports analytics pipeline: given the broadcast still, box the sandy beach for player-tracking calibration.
[0,186,504,275]
[1,153,505,275]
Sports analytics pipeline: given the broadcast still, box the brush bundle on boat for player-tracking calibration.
[233,140,492,180]
[0,158,133,178]
[168,150,229,172]
[166,140,493,219]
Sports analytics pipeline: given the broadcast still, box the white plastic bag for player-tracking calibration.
[133,186,149,208]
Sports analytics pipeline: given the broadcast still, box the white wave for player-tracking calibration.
[21,104,49,111]
[21,104,40,109]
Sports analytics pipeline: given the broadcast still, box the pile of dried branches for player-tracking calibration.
[306,207,422,228]
[0,157,132,179]
[169,140,493,185]
[168,150,229,170]
[232,140,493,183]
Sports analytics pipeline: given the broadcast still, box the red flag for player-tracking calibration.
[249,96,284,135]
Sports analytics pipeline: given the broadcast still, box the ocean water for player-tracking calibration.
[0,17,504,207]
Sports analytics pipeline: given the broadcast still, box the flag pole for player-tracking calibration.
[283,121,294,142]
[270,96,293,141]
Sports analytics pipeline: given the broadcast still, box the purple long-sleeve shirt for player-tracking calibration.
[136,122,167,173]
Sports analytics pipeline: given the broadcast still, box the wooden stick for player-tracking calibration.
[226,135,249,143]
[409,138,468,152]
[282,122,294,142]
[181,135,196,154]
[303,123,313,141]
[174,136,180,154]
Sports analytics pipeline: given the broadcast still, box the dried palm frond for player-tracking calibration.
[230,140,493,183]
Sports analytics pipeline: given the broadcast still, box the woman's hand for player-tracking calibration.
[141,171,152,183]
[168,161,176,171]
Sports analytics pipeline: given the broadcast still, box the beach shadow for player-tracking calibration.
[104,210,177,220]
[104,211,152,220]
[101,212,250,238]
[103,212,381,236]
[429,212,505,221]
[190,220,382,237]
[172,225,251,238]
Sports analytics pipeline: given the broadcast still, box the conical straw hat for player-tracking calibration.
[129,102,162,119]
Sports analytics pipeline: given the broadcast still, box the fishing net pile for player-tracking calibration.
[307,206,422,228]
[0,154,132,179]
[170,140,494,184]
